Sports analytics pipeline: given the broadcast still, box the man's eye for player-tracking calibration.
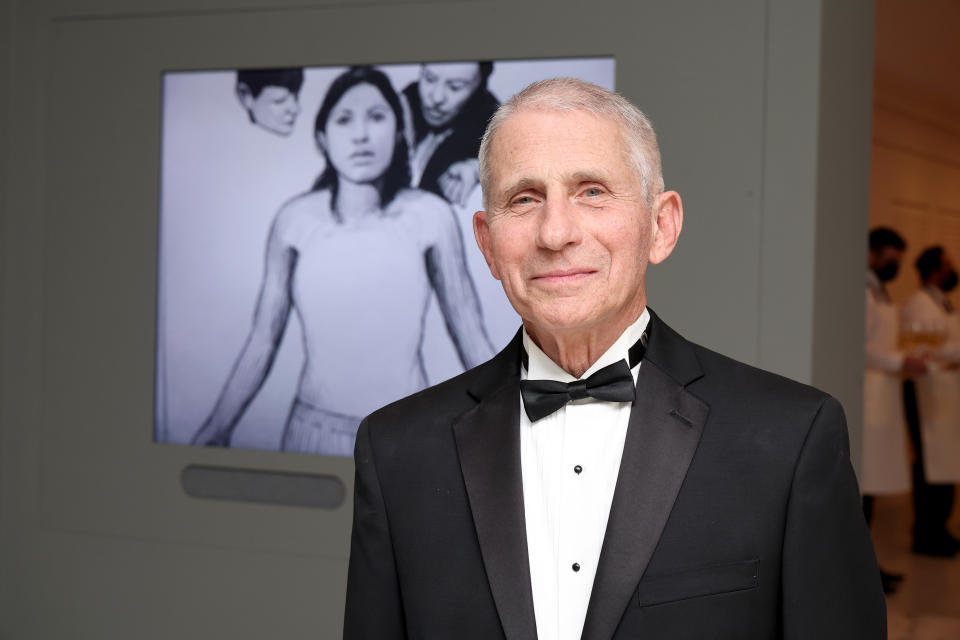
[508,195,537,210]
[584,188,603,197]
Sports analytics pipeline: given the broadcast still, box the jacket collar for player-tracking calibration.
[454,329,536,640]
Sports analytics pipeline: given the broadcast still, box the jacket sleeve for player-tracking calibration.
[780,397,886,639]
[343,418,407,639]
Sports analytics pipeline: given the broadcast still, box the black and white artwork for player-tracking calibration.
[156,57,615,455]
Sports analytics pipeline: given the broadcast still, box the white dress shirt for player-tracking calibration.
[520,309,649,640]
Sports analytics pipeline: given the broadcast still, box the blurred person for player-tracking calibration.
[862,227,926,592]
[902,246,960,556]
[402,61,499,206]
[194,66,493,455]
[235,67,305,137]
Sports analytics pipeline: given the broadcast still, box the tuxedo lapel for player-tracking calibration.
[581,311,710,640]
[453,333,538,640]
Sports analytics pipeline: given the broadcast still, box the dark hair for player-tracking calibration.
[236,67,304,98]
[916,246,945,282]
[311,66,411,209]
[868,227,905,252]
[478,61,494,85]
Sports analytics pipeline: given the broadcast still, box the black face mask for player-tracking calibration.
[875,261,899,282]
[942,270,958,293]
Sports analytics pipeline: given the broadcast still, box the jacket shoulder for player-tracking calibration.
[361,340,516,443]
[685,341,834,421]
[366,363,478,426]
[678,341,847,478]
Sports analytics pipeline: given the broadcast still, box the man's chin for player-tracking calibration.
[423,112,452,128]
[523,309,604,337]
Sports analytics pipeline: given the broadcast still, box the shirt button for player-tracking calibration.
[572,562,581,572]
[574,465,583,474]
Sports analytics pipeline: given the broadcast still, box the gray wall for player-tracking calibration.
[0,0,872,637]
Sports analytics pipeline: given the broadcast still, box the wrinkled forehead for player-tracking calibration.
[498,103,628,144]
[489,107,630,171]
[420,62,481,83]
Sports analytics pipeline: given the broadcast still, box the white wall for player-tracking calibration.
[869,71,960,305]
[0,0,873,637]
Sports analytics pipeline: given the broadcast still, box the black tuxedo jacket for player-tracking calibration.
[344,311,885,639]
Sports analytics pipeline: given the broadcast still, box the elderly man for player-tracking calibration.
[344,78,884,639]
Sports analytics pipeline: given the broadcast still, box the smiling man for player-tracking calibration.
[345,78,885,639]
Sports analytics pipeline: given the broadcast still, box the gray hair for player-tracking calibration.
[478,77,664,211]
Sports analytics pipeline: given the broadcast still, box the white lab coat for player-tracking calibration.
[862,275,910,494]
[902,287,960,483]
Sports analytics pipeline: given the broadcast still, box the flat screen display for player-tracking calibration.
[156,57,615,455]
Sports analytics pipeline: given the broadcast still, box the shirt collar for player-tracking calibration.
[521,308,651,382]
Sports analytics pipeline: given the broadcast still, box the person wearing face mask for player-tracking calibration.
[402,62,500,207]
[902,245,960,556]
[862,228,926,592]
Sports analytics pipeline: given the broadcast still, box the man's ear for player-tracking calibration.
[236,82,254,111]
[648,190,683,265]
[473,210,502,280]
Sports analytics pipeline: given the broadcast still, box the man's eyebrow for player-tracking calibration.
[497,177,541,203]
[569,170,611,185]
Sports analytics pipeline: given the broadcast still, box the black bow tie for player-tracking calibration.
[519,330,648,422]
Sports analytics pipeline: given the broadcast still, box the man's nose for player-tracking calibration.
[536,196,582,251]
[428,83,446,106]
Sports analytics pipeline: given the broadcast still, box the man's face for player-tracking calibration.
[243,85,301,136]
[418,63,482,128]
[870,247,903,282]
[474,109,669,339]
